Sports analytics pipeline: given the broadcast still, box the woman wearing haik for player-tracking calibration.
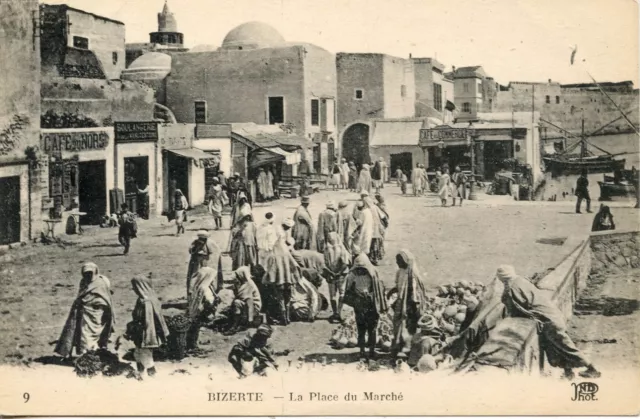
[336,201,357,249]
[174,189,189,235]
[362,191,386,265]
[348,161,358,192]
[256,212,279,267]
[411,163,424,196]
[257,167,274,202]
[437,167,452,207]
[330,161,342,191]
[352,200,373,260]
[230,191,252,229]
[55,262,115,359]
[186,230,216,297]
[343,245,388,360]
[340,158,350,190]
[208,177,228,230]
[323,232,352,323]
[357,164,373,194]
[229,208,259,271]
[187,267,221,350]
[495,265,601,379]
[125,274,170,377]
[387,249,428,359]
[222,267,263,335]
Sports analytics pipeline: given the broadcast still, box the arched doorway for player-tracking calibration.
[341,123,370,167]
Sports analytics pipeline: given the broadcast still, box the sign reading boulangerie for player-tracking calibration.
[41,130,110,153]
[114,121,159,143]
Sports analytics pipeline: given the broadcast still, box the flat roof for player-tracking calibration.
[41,4,125,26]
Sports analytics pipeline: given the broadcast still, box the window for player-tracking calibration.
[462,102,471,113]
[555,96,560,104]
[268,96,284,124]
[194,100,207,123]
[463,83,469,93]
[400,85,407,98]
[73,36,89,49]
[433,83,442,111]
[310,99,319,126]
[545,95,550,104]
[112,52,118,65]
[354,89,364,100]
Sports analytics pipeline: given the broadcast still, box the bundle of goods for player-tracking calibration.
[328,311,395,352]
[424,281,484,337]
[73,349,136,378]
[164,314,192,360]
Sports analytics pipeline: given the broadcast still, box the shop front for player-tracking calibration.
[40,128,114,226]
[114,122,160,218]
[194,124,232,199]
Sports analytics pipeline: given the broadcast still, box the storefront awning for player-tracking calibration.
[167,148,220,167]
[249,147,301,169]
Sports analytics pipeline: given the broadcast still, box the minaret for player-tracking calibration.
[149,1,184,47]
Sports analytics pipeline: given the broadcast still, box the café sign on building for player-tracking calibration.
[41,127,115,225]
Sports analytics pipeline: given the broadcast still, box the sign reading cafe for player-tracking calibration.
[419,126,469,147]
[41,130,109,154]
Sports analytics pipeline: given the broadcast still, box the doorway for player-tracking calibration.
[483,141,513,180]
[124,156,149,217]
[428,146,471,172]
[78,160,107,225]
[390,152,413,180]
[166,151,189,209]
[342,123,370,168]
[0,176,21,245]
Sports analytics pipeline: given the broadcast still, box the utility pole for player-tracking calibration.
[468,123,477,200]
[580,117,587,158]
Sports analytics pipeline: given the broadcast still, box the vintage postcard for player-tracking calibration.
[0,0,639,416]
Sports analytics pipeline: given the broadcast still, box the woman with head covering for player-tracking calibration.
[336,201,356,249]
[438,167,452,206]
[257,213,279,267]
[208,177,228,229]
[331,161,342,191]
[187,267,221,349]
[126,275,170,377]
[348,162,358,192]
[257,167,274,202]
[222,267,263,335]
[262,223,302,325]
[343,246,388,360]
[362,193,386,265]
[352,200,374,258]
[55,262,115,358]
[229,209,259,271]
[289,269,324,322]
[292,196,317,251]
[357,164,373,194]
[230,191,252,229]
[173,189,189,235]
[374,193,390,230]
[187,230,217,297]
[495,265,601,379]
[388,250,428,358]
[591,205,616,232]
[323,232,352,322]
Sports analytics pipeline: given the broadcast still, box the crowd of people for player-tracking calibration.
[54,159,604,380]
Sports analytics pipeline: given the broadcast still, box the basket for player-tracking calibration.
[164,315,192,360]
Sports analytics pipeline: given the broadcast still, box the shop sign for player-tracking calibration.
[419,127,469,147]
[114,122,159,143]
[41,131,109,154]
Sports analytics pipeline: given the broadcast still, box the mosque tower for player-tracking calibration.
[149,1,184,47]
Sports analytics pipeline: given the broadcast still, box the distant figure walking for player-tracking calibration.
[174,189,189,235]
[438,167,452,207]
[575,169,592,214]
[357,164,373,195]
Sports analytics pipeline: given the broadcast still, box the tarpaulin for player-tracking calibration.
[166,148,220,167]
[249,147,300,169]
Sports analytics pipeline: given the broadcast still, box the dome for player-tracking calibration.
[221,21,285,50]
[122,52,171,81]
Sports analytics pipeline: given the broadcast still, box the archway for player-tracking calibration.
[341,123,370,168]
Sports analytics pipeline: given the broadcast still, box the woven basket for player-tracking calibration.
[164,315,191,360]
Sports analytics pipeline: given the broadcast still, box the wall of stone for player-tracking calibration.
[590,230,640,275]
[303,44,338,136]
[166,47,307,135]
[41,77,155,127]
[382,55,415,119]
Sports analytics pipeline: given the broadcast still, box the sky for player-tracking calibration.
[42,0,639,85]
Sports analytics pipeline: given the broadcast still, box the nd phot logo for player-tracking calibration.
[571,382,599,401]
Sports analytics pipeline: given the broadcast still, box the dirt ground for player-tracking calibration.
[1,183,638,373]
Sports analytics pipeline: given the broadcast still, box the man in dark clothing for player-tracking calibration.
[575,170,591,214]
[343,246,388,360]
[227,324,278,378]
[118,203,137,255]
